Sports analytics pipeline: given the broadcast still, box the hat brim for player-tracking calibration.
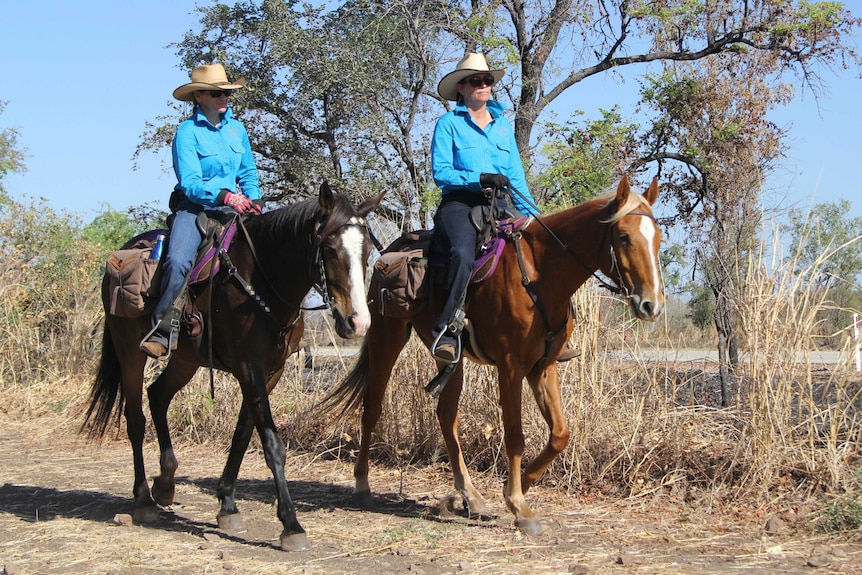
[437,69,504,101]
[173,78,246,102]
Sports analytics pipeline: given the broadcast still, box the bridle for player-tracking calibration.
[506,204,659,370]
[308,215,373,311]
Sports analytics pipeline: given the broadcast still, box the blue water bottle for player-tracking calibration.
[150,234,166,260]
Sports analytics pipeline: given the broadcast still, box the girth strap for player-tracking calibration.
[512,231,569,369]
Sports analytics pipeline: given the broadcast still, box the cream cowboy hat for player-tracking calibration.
[436,53,505,101]
[172,64,246,102]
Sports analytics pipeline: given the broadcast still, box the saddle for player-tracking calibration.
[373,216,529,318]
[121,209,240,358]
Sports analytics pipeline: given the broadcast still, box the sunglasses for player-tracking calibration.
[205,90,233,98]
[464,75,496,88]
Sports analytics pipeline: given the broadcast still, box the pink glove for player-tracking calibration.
[224,192,261,215]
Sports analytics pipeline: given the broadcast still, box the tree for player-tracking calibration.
[0,101,27,195]
[784,199,862,346]
[785,199,862,290]
[138,1,860,379]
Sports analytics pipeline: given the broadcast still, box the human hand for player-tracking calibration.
[480,173,511,189]
[224,192,261,215]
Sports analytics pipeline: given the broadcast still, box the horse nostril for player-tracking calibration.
[641,301,654,317]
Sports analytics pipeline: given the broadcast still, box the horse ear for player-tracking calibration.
[318,181,334,213]
[615,175,631,205]
[356,191,386,218]
[644,176,659,205]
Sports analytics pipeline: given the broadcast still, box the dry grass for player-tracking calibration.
[1,226,861,522]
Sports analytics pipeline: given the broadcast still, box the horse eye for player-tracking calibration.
[322,245,338,259]
[619,233,631,246]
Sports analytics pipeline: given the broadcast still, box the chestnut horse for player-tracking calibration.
[325,176,663,534]
[83,184,383,551]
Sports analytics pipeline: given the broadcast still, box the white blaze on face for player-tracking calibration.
[340,225,371,336]
[638,216,662,302]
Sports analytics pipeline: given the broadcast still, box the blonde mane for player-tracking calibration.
[600,190,652,224]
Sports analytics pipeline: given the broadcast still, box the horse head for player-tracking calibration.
[316,182,385,338]
[601,176,664,321]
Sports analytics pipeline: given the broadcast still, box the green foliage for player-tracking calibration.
[687,285,715,331]
[84,207,152,250]
[0,197,136,384]
[784,198,862,289]
[0,101,28,193]
[537,107,640,208]
[819,467,862,532]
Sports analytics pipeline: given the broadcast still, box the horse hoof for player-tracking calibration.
[133,505,160,524]
[515,517,543,536]
[465,497,490,519]
[280,531,310,552]
[151,482,175,507]
[217,512,244,531]
[352,490,373,509]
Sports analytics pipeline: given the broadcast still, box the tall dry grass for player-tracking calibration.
[1,222,860,512]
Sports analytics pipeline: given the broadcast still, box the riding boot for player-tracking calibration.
[140,306,182,360]
[431,300,466,364]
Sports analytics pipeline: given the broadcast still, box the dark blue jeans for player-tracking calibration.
[432,191,489,341]
[151,199,204,330]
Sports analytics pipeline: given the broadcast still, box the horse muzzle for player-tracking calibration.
[333,308,370,339]
[629,293,663,321]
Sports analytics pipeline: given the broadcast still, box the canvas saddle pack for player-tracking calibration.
[104,210,238,333]
[373,212,529,318]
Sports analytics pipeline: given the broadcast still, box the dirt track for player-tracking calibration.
[1,414,860,575]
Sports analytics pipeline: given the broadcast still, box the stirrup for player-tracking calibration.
[431,331,462,364]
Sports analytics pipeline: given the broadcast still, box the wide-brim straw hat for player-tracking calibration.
[173,64,246,102]
[437,53,505,101]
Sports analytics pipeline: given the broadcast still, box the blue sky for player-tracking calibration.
[2,1,860,223]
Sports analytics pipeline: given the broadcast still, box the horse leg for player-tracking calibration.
[116,356,160,523]
[497,370,543,535]
[215,367,284,531]
[146,359,199,507]
[354,318,410,506]
[238,364,308,552]
[435,366,488,517]
[522,364,570,493]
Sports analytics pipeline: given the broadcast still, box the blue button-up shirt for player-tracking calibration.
[431,100,538,216]
[172,107,261,207]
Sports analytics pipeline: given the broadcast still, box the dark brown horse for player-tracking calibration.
[83,184,383,551]
[325,176,663,534]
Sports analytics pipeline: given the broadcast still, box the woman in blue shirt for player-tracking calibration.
[140,64,262,359]
[430,53,540,363]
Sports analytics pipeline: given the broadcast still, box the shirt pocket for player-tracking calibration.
[452,142,483,172]
[196,144,222,178]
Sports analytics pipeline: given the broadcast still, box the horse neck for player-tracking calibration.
[524,201,609,295]
[243,211,318,307]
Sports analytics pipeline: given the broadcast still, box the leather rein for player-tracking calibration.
[508,205,657,368]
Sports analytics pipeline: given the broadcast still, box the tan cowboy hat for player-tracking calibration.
[172,64,246,102]
[436,53,505,101]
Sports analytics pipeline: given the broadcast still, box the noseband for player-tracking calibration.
[309,215,372,312]
[602,209,659,299]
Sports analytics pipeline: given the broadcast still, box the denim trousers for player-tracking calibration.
[151,200,204,329]
[431,193,487,340]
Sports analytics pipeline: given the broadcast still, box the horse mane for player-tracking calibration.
[599,190,652,224]
[243,192,358,249]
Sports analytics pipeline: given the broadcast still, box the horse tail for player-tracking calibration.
[320,339,372,419]
[81,321,125,438]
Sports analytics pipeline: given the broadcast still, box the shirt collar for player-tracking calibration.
[454,99,506,119]
[194,106,234,128]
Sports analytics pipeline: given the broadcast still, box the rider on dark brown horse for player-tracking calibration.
[430,53,541,364]
[141,64,263,359]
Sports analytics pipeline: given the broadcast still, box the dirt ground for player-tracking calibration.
[1,410,860,575]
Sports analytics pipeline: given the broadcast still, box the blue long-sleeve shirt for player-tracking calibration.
[172,107,261,207]
[431,100,539,216]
